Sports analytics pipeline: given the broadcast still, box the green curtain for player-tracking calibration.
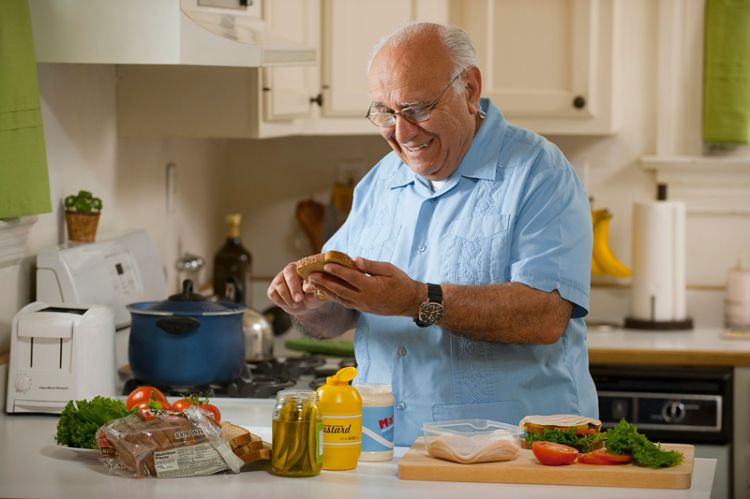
[0,0,51,219]
[703,0,750,144]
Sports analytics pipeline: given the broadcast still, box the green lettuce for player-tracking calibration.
[604,419,683,468]
[55,396,134,449]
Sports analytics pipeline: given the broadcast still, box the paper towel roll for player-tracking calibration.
[630,201,687,321]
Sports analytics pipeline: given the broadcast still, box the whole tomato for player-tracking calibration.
[126,386,169,411]
[171,398,193,412]
[197,403,221,423]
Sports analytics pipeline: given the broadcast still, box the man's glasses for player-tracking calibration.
[365,72,463,128]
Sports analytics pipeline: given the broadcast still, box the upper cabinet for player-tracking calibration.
[452,0,618,135]
[116,0,617,138]
[29,0,316,67]
[118,0,449,138]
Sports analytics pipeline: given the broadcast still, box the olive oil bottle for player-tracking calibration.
[213,213,252,306]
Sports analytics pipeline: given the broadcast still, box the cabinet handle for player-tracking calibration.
[310,93,324,107]
[573,95,586,109]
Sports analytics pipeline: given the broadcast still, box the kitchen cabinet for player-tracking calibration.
[118,0,616,138]
[451,0,618,135]
[118,0,449,138]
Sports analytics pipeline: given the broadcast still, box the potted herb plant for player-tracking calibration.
[64,190,103,242]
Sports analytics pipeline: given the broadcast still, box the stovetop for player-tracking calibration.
[122,355,356,399]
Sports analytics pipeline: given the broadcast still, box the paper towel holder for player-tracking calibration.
[624,183,694,331]
[624,316,694,330]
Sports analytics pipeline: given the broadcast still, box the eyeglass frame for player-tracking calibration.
[365,71,465,127]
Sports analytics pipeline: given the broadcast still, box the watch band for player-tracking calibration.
[426,283,442,304]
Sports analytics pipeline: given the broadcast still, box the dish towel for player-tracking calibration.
[703,0,750,144]
[0,0,51,219]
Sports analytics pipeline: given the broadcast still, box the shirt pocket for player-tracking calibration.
[352,224,402,262]
[445,214,511,283]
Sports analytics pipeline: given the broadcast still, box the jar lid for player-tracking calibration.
[276,388,317,401]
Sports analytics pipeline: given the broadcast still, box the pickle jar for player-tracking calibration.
[271,389,323,477]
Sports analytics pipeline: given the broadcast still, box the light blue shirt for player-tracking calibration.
[323,98,598,446]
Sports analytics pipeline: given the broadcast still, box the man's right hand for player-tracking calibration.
[266,261,328,316]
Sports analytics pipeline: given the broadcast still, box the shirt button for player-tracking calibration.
[398,346,407,357]
[418,244,427,253]
[397,401,407,410]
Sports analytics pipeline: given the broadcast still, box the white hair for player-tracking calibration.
[366,22,480,90]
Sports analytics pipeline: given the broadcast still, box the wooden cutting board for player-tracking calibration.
[398,442,694,489]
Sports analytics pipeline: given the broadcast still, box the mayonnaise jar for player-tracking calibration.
[355,384,394,461]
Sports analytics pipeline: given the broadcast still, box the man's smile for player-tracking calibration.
[403,138,434,152]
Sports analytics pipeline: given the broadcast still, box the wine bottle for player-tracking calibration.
[213,213,252,306]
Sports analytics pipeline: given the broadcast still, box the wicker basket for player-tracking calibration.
[65,211,100,242]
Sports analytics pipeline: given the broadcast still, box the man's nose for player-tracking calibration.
[394,114,420,143]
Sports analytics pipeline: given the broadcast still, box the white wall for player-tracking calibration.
[0,64,227,354]
[1,0,747,356]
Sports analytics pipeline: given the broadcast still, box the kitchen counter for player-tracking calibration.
[0,399,716,499]
[586,327,750,366]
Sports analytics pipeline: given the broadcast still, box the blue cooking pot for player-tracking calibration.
[127,280,246,386]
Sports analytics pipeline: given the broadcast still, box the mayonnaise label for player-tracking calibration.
[362,406,394,452]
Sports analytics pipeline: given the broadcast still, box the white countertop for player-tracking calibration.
[585,326,750,366]
[0,399,716,499]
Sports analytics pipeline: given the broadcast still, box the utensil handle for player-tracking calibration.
[155,317,200,334]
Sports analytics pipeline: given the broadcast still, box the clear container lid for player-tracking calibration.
[422,419,522,439]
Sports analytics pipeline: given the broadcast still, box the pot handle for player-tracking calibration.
[155,317,200,335]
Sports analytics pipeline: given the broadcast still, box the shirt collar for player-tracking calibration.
[386,98,506,189]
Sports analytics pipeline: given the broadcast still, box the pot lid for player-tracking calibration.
[145,279,244,314]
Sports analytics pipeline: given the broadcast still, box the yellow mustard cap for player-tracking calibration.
[326,366,357,386]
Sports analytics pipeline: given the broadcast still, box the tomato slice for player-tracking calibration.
[578,449,633,465]
[531,441,579,466]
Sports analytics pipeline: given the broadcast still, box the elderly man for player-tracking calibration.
[268,22,597,446]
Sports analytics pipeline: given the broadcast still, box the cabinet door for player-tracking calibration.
[262,0,320,121]
[455,0,616,135]
[320,0,449,119]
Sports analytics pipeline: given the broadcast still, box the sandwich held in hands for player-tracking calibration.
[296,250,358,299]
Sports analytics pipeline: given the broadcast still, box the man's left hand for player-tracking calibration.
[306,257,424,317]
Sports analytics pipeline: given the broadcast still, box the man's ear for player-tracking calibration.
[464,66,483,114]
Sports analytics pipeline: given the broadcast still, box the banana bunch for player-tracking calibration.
[591,209,631,278]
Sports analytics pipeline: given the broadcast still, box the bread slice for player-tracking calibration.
[235,441,272,464]
[296,250,356,280]
[221,421,253,450]
[296,250,358,299]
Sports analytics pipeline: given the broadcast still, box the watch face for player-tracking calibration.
[419,302,444,325]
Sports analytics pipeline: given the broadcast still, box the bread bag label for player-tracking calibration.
[153,442,229,478]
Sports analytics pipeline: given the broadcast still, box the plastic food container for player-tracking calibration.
[421,419,522,464]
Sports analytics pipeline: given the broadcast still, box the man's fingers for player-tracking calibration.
[353,256,390,276]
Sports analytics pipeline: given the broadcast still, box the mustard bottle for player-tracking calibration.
[316,366,362,470]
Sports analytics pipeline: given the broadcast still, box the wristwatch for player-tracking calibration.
[414,283,445,327]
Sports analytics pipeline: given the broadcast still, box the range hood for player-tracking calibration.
[28,0,316,67]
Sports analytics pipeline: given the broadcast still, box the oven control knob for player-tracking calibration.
[15,374,32,393]
[612,399,628,420]
[662,400,686,423]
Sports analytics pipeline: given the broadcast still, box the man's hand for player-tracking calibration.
[266,261,329,316]
[306,257,424,318]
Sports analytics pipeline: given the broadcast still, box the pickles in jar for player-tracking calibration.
[271,389,322,477]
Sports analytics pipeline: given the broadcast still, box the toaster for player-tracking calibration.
[5,301,116,414]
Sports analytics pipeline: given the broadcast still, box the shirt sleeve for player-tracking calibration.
[508,145,592,318]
